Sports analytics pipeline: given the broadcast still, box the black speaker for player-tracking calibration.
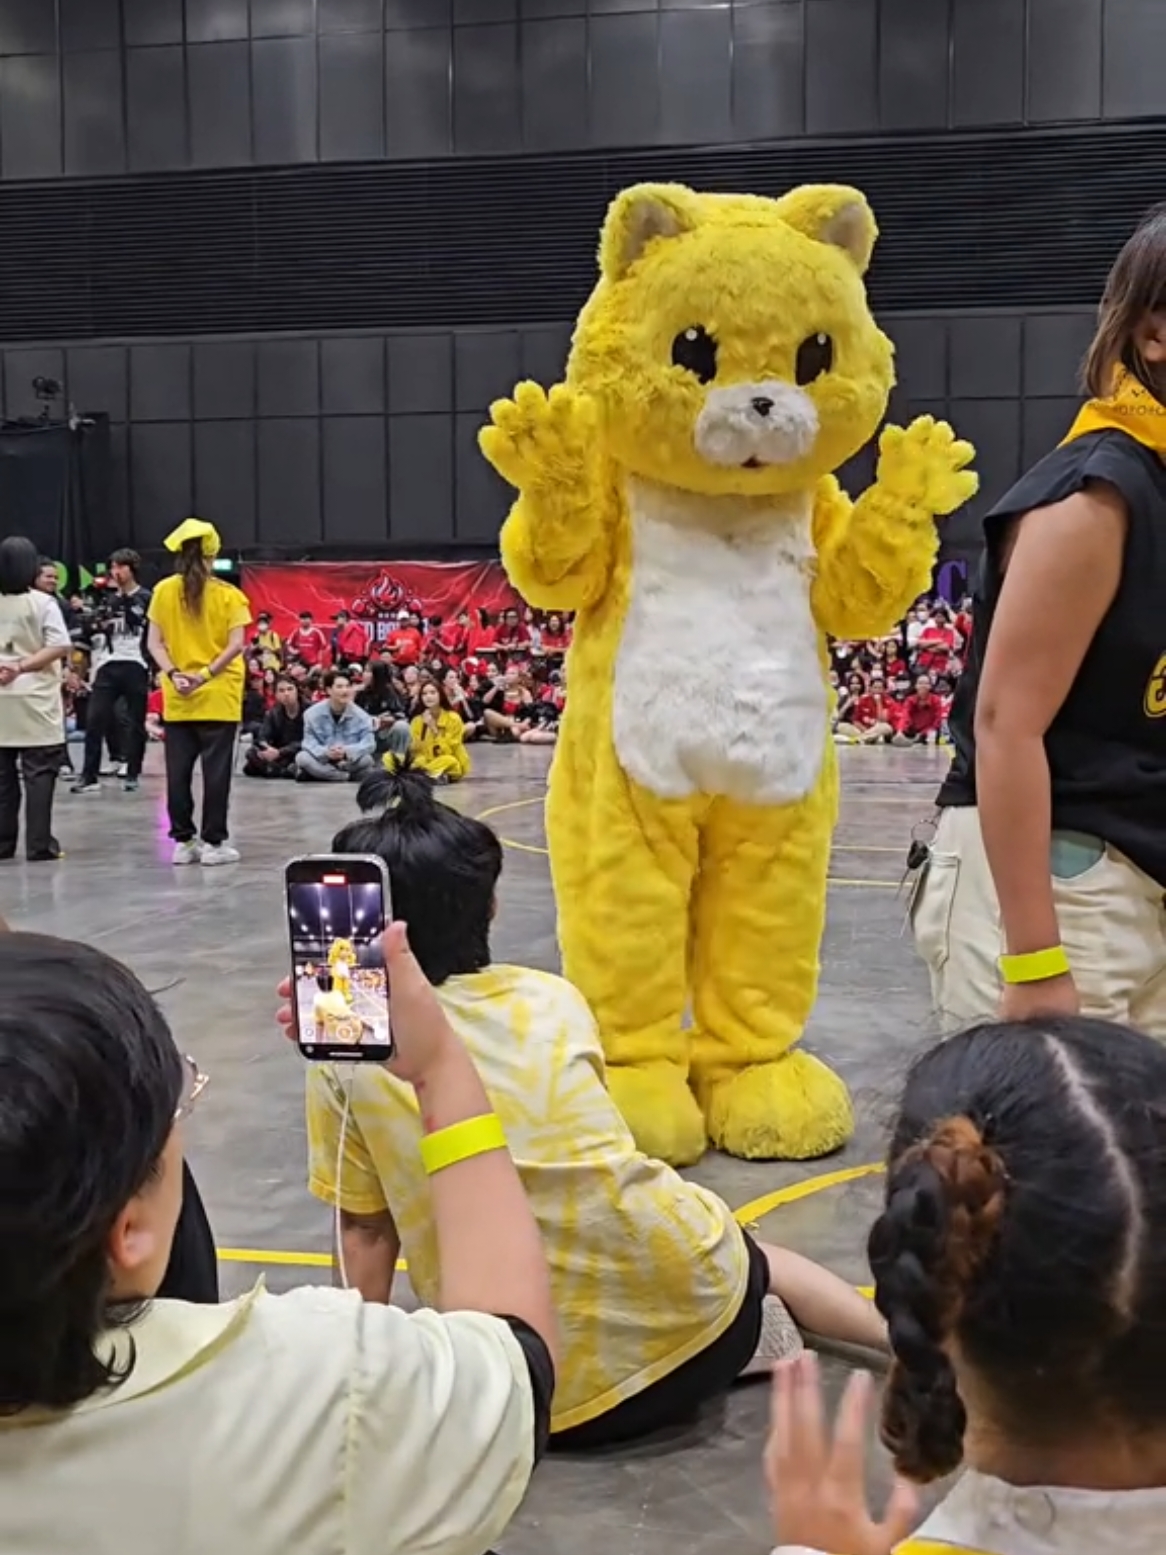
[0,415,113,586]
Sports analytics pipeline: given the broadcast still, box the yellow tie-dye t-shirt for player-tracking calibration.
[305,965,750,1432]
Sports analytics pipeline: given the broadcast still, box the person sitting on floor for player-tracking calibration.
[306,766,885,1452]
[356,661,411,763]
[405,679,470,784]
[766,1013,1166,1555]
[295,669,376,784]
[0,929,556,1555]
[244,674,305,780]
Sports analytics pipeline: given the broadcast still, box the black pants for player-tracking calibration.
[550,1231,769,1450]
[243,746,298,778]
[82,661,148,782]
[157,1161,220,1303]
[164,721,238,846]
[0,744,63,860]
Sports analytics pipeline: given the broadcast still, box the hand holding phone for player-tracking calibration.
[285,854,394,1062]
[277,921,456,1083]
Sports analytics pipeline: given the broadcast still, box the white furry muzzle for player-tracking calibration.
[693,381,818,467]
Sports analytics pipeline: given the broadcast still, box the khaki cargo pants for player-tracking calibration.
[911,805,1166,1036]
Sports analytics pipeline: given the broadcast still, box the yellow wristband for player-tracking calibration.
[420,1114,507,1176]
[998,946,1070,985]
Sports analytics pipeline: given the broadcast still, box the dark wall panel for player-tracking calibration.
[194,419,257,544]
[189,41,253,166]
[320,32,385,161]
[258,418,321,544]
[126,45,188,172]
[389,414,454,544]
[0,55,61,179]
[130,423,193,548]
[323,416,388,544]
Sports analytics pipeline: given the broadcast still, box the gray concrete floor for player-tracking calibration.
[1,741,951,1555]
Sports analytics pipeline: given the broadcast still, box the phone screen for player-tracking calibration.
[285,855,394,1062]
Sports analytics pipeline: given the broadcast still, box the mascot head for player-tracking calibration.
[327,938,354,967]
[568,183,894,498]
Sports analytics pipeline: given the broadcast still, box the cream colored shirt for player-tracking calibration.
[778,1467,1166,1555]
[0,1283,535,1555]
[0,591,68,747]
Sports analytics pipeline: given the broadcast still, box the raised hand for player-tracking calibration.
[875,416,978,518]
[766,1353,918,1555]
[480,381,599,497]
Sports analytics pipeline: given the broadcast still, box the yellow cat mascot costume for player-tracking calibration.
[481,183,976,1166]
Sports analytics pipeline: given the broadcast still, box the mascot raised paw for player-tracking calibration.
[481,183,976,1165]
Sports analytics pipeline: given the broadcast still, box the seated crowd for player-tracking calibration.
[828,595,970,747]
[240,604,569,786]
[54,573,968,796]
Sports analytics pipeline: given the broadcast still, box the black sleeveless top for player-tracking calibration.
[939,429,1166,888]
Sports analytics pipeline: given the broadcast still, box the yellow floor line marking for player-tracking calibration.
[732,1162,884,1225]
[219,1161,886,1271]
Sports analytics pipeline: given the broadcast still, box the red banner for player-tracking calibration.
[240,561,519,643]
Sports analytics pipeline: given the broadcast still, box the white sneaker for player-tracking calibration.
[200,842,240,867]
[172,840,202,866]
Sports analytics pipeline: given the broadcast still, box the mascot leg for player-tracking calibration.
[689,764,854,1161]
[548,757,708,1166]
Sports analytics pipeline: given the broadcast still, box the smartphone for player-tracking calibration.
[284,854,394,1063]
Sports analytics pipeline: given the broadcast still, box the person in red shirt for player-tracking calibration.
[835,672,895,744]
[892,673,945,746]
[438,611,470,663]
[466,607,497,656]
[537,611,571,660]
[286,611,329,669]
[493,606,530,656]
[915,606,958,678]
[331,610,370,665]
[385,610,422,667]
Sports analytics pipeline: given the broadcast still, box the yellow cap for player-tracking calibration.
[163,517,221,557]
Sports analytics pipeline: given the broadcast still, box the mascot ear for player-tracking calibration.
[599,183,703,281]
[772,185,878,275]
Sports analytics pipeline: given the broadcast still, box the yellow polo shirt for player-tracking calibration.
[306,965,749,1432]
[148,575,251,721]
[0,1284,535,1555]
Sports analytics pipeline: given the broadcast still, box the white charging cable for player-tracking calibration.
[333,1065,357,1292]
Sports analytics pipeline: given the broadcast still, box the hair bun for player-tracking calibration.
[355,757,438,819]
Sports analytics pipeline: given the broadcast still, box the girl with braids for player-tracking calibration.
[147,519,251,866]
[766,1015,1166,1555]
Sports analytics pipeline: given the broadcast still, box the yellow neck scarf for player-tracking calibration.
[1061,366,1166,454]
[897,1543,995,1555]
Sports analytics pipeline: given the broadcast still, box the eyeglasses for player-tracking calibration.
[175,1053,209,1122]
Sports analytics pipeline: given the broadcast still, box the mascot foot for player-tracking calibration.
[699,1052,854,1161]
[606,1062,708,1167]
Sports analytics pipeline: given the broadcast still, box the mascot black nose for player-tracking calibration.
[751,396,774,417]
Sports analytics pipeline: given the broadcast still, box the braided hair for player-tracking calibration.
[870,1015,1166,1483]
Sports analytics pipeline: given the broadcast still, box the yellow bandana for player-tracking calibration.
[1061,365,1166,454]
[163,516,221,557]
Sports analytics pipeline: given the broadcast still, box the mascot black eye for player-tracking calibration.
[795,332,833,385]
[672,326,718,385]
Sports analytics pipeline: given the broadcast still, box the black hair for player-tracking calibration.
[275,673,298,691]
[334,762,502,985]
[0,933,183,1413]
[316,969,334,992]
[869,1016,1166,1483]
[109,548,141,577]
[323,667,352,691]
[0,536,39,595]
[176,537,209,614]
